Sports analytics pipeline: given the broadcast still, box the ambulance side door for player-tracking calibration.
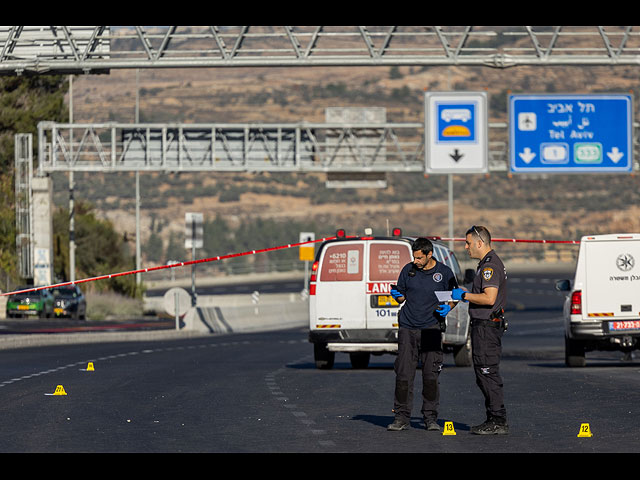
[366,241,413,329]
[314,242,366,329]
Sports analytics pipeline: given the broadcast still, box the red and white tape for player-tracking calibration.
[1,235,340,297]
[1,234,578,296]
[435,237,579,245]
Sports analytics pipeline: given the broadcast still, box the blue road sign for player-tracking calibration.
[436,101,477,143]
[425,91,488,174]
[509,94,633,173]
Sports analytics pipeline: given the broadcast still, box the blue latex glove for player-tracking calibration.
[436,304,451,317]
[390,288,403,300]
[452,288,467,302]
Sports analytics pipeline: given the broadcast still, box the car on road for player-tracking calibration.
[556,233,640,367]
[5,287,54,319]
[308,229,473,369]
[50,285,87,320]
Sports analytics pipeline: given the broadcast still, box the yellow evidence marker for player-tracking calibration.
[577,423,593,437]
[44,385,67,396]
[79,362,94,372]
[442,421,457,435]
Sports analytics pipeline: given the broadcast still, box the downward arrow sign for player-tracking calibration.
[450,149,463,162]
[519,147,536,164]
[607,147,624,163]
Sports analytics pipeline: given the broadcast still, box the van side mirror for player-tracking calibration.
[464,269,475,284]
[555,279,571,292]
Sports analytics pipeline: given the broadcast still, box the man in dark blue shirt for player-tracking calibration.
[387,237,458,432]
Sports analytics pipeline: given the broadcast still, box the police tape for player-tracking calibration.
[434,237,580,245]
[1,233,578,297]
[1,235,342,297]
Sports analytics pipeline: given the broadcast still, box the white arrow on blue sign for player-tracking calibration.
[509,94,633,173]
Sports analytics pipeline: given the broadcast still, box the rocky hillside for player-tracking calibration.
[58,56,640,267]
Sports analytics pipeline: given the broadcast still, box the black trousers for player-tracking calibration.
[471,321,507,421]
[393,326,443,422]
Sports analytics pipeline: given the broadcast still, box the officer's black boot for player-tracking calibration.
[470,415,509,435]
[387,418,410,431]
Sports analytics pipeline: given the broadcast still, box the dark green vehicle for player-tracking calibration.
[5,287,54,319]
[51,285,87,320]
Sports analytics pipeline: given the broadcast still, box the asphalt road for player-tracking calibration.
[0,269,639,453]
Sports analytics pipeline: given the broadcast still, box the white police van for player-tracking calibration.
[308,229,472,369]
[556,233,640,367]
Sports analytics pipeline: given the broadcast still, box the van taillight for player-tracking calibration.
[310,260,318,295]
[570,290,582,315]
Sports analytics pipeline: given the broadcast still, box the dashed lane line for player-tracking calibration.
[266,346,336,450]
[0,336,330,448]
[0,339,261,390]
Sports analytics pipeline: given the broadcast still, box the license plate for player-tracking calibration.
[608,320,640,331]
[18,305,29,310]
[54,308,64,315]
[375,295,399,307]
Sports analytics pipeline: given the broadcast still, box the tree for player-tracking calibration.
[53,201,141,297]
[0,75,69,283]
[144,232,164,263]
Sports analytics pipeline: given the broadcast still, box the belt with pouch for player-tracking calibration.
[471,317,502,328]
[471,308,507,330]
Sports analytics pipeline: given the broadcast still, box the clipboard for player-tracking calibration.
[434,291,453,302]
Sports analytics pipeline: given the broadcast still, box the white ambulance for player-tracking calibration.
[308,229,472,369]
[556,233,640,367]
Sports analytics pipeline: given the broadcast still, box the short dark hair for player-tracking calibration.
[466,225,491,244]
[412,237,433,255]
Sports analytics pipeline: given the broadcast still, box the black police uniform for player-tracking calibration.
[468,249,508,427]
[392,260,458,426]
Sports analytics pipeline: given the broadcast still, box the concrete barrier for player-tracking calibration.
[0,293,309,351]
[182,293,309,334]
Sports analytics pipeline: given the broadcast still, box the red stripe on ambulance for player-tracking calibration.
[366,283,393,294]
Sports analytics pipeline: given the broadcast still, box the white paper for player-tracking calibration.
[435,291,453,302]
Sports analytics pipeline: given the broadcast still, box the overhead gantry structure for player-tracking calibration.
[2,26,640,74]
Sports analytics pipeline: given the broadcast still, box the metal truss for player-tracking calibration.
[37,121,640,174]
[3,26,640,74]
[37,121,431,174]
[14,134,33,279]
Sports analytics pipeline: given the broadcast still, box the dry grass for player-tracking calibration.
[85,291,144,320]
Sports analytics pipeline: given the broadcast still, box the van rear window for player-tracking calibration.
[320,244,364,281]
[369,243,412,281]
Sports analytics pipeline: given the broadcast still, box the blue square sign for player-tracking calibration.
[436,102,477,143]
[509,94,633,173]
[425,91,488,174]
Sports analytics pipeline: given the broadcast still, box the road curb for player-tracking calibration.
[0,329,212,351]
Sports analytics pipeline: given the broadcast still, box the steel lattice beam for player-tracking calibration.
[3,26,640,74]
[36,121,430,173]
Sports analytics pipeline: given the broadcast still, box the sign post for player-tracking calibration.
[425,91,488,249]
[185,212,203,306]
[299,232,315,294]
[509,94,633,173]
[163,287,191,330]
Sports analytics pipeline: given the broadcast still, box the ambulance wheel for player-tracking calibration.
[314,343,335,369]
[349,352,370,369]
[565,335,586,367]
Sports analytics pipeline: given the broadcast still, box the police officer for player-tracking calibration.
[387,237,458,432]
[452,226,508,435]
